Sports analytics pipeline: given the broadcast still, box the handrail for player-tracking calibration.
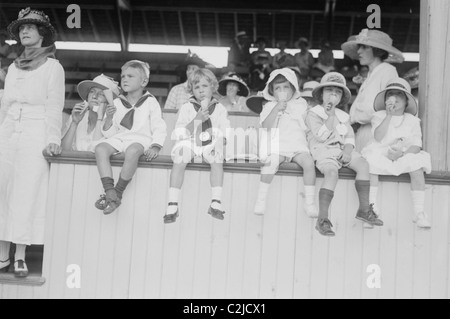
[44,151,450,186]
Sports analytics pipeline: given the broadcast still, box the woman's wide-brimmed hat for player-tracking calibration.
[300,81,320,98]
[341,29,404,63]
[7,7,56,46]
[373,77,418,116]
[246,92,266,114]
[77,74,121,101]
[218,73,250,97]
[183,51,207,68]
[312,72,352,106]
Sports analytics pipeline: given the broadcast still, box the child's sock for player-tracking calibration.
[411,190,425,218]
[318,188,334,220]
[304,185,316,207]
[101,177,115,192]
[211,187,223,210]
[254,182,270,214]
[355,180,370,213]
[167,188,181,215]
[369,186,379,213]
[14,244,26,262]
[0,241,10,262]
[115,176,131,199]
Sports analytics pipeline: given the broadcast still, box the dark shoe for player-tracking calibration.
[103,189,121,215]
[356,204,384,226]
[164,202,179,224]
[315,218,335,237]
[208,200,225,220]
[0,259,10,273]
[95,194,107,210]
[14,260,28,278]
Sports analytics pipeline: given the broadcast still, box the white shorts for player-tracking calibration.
[98,135,151,153]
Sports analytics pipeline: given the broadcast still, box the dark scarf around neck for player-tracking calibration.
[14,44,56,71]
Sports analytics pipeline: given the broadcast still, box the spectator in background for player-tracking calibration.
[294,37,315,79]
[273,39,294,69]
[0,31,11,58]
[165,52,206,110]
[311,40,335,80]
[218,72,250,112]
[249,37,273,91]
[228,31,251,77]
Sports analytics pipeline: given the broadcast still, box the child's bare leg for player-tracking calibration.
[292,153,317,217]
[254,155,285,215]
[409,169,430,228]
[95,143,117,178]
[115,143,144,200]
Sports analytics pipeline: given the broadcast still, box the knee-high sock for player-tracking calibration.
[319,188,334,220]
[0,241,11,262]
[14,244,27,262]
[355,180,370,212]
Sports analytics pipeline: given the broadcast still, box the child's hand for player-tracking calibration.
[276,101,287,113]
[195,108,210,122]
[324,102,336,116]
[386,97,396,115]
[104,105,117,119]
[338,150,352,165]
[387,148,403,161]
[72,102,88,124]
[144,146,160,162]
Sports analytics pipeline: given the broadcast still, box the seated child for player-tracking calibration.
[254,68,318,217]
[306,72,383,237]
[362,77,432,228]
[164,68,230,223]
[94,60,167,215]
[61,74,120,151]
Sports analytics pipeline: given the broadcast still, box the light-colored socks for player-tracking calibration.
[411,190,430,228]
[254,182,270,215]
[304,185,318,218]
[14,244,26,262]
[211,187,223,210]
[167,187,181,215]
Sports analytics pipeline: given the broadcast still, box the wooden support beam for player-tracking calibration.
[159,11,169,45]
[106,10,120,43]
[271,13,276,48]
[349,13,355,38]
[252,13,257,43]
[214,12,221,46]
[309,14,315,46]
[87,9,101,42]
[142,11,152,44]
[195,12,203,46]
[178,11,186,45]
[50,8,66,41]
[234,12,239,37]
[290,14,295,47]
[403,17,416,52]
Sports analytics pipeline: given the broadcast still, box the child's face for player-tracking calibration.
[385,89,407,114]
[273,81,294,102]
[192,77,214,102]
[121,67,147,93]
[322,86,343,107]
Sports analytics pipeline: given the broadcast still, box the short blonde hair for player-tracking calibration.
[186,68,218,95]
[121,60,150,80]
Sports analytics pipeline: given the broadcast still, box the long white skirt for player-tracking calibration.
[0,117,49,245]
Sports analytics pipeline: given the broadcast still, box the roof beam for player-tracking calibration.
[87,9,101,42]
[195,12,203,46]
[159,11,169,45]
[50,8,66,41]
[214,12,220,46]
[142,11,152,44]
[178,11,186,45]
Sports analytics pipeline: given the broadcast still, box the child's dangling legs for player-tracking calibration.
[95,143,120,212]
[209,161,225,220]
[0,241,11,271]
[348,156,383,227]
[254,154,284,215]
[410,169,430,229]
[292,153,318,218]
[316,164,338,237]
[115,143,145,199]
[165,146,194,224]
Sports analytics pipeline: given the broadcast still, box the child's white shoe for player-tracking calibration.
[414,212,431,229]
[254,198,267,216]
[304,204,318,218]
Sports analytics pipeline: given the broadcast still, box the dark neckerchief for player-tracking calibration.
[189,97,218,146]
[119,91,154,130]
[14,44,56,71]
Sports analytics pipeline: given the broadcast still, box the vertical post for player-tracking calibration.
[419,0,450,171]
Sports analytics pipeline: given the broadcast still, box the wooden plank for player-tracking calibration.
[143,169,170,298]
[377,182,399,299]
[192,171,214,298]
[241,174,264,298]
[412,184,434,299]
[326,178,349,299]
[394,183,415,299]
[225,173,249,298]
[174,170,201,298]
[342,180,364,299]
[47,164,75,299]
[274,175,298,298]
[259,175,282,299]
[63,165,91,299]
[111,169,137,299]
[430,184,449,298]
[208,172,233,298]
[79,166,107,299]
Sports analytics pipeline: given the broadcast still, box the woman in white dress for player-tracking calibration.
[341,29,404,217]
[0,8,65,277]
[61,74,120,152]
[362,78,432,228]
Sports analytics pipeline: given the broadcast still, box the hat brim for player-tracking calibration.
[246,96,266,114]
[77,80,118,101]
[312,83,352,106]
[218,79,250,97]
[341,40,404,64]
[7,18,56,44]
[373,88,418,116]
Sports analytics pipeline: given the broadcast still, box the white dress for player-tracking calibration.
[0,58,65,245]
[62,114,103,152]
[362,111,432,176]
